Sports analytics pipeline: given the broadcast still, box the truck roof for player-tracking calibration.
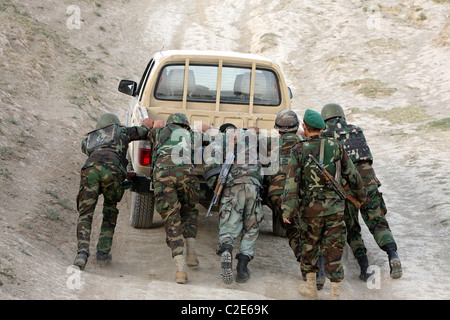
[153,50,277,66]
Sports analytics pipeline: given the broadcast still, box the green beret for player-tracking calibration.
[303,109,325,129]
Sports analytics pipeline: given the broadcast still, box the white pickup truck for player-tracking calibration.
[118,50,293,235]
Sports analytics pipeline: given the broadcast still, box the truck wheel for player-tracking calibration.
[129,192,155,228]
[272,212,287,237]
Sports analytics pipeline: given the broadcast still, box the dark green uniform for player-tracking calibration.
[266,132,304,260]
[282,135,365,282]
[211,129,264,259]
[149,123,200,258]
[76,124,149,256]
[322,117,397,257]
[205,128,263,284]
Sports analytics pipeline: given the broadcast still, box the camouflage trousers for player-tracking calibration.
[268,194,303,261]
[153,167,200,258]
[217,183,263,259]
[345,184,396,258]
[76,163,125,255]
[301,203,346,282]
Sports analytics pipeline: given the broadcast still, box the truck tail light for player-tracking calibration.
[138,140,152,167]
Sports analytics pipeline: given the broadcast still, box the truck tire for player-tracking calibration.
[129,192,155,228]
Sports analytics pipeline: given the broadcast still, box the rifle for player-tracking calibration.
[206,151,235,217]
[308,154,362,209]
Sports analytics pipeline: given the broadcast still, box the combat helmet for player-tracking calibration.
[95,113,121,130]
[219,123,237,133]
[274,110,299,132]
[167,113,190,129]
[321,103,345,121]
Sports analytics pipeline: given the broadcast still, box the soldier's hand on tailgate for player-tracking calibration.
[153,120,165,128]
[201,123,211,132]
[141,118,154,129]
[248,126,260,134]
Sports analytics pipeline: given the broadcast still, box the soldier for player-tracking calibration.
[73,113,153,270]
[266,110,304,254]
[148,113,201,284]
[321,103,402,280]
[266,110,327,290]
[282,109,366,300]
[209,125,264,285]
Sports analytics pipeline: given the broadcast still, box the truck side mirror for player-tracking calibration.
[118,80,138,96]
[288,87,293,99]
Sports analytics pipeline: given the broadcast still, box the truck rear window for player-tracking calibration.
[154,64,281,106]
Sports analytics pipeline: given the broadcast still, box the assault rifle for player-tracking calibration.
[308,154,362,209]
[206,151,235,217]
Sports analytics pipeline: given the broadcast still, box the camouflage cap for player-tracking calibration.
[303,109,325,129]
[274,110,299,132]
[321,103,345,121]
[95,113,121,130]
[167,113,190,128]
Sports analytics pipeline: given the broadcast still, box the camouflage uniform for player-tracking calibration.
[282,135,365,282]
[205,127,263,284]
[266,132,304,260]
[266,111,327,289]
[76,121,149,258]
[322,117,400,277]
[215,129,264,259]
[149,117,200,258]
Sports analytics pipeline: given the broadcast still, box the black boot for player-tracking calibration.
[382,243,402,279]
[356,255,373,282]
[236,253,251,283]
[316,255,326,290]
[96,251,112,266]
[73,251,88,270]
[217,244,233,285]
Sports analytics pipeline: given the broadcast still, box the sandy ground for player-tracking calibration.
[0,0,449,301]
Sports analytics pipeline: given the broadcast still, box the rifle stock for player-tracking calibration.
[206,152,235,217]
[346,193,362,210]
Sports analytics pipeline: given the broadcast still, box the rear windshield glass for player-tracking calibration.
[154,64,281,106]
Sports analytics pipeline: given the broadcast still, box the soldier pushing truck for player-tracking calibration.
[72,51,403,299]
[74,109,402,299]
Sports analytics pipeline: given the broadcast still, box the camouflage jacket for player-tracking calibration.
[149,123,202,171]
[81,124,149,173]
[265,132,304,180]
[322,118,373,164]
[322,118,382,186]
[204,129,262,187]
[281,135,365,219]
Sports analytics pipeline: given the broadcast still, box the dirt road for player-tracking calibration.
[0,0,449,300]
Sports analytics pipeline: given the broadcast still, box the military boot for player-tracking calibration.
[218,244,233,285]
[174,254,187,284]
[356,255,373,282]
[185,238,199,267]
[316,255,326,290]
[383,243,402,279]
[96,251,112,266]
[330,281,341,300]
[236,253,251,283]
[298,272,318,300]
[73,251,88,270]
